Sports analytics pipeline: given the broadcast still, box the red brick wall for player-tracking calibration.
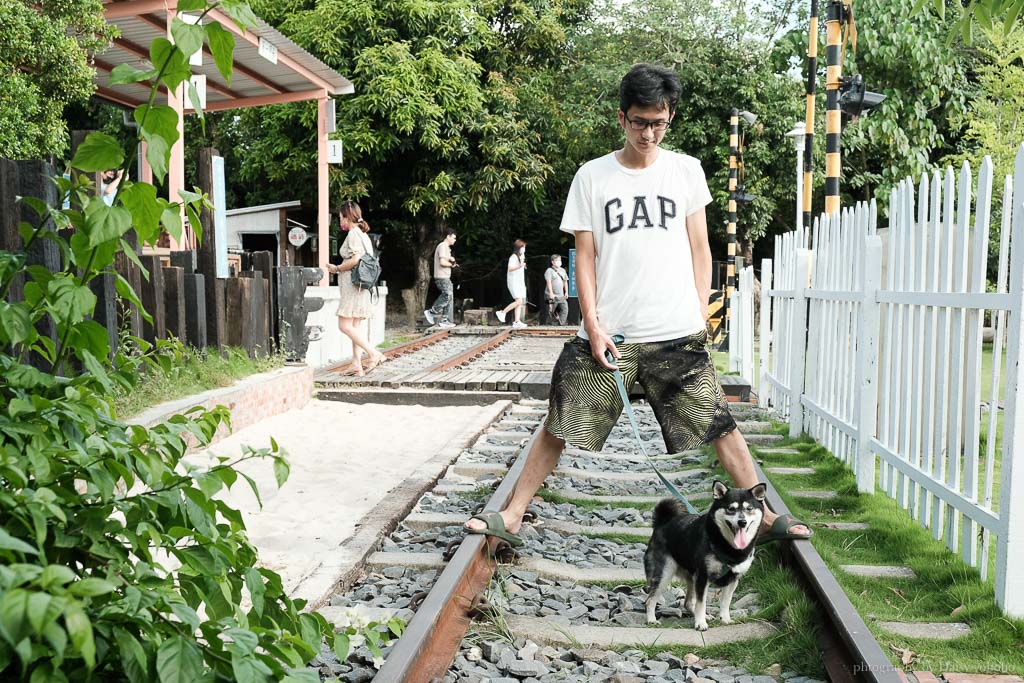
[131,365,314,447]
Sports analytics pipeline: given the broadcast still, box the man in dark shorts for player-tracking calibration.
[465,63,810,544]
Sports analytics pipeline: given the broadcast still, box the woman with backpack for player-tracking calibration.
[328,200,384,375]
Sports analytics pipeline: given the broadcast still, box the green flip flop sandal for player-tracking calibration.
[757,514,813,545]
[466,510,524,547]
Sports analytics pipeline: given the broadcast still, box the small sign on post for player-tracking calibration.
[328,139,343,165]
[288,227,308,248]
[258,37,278,64]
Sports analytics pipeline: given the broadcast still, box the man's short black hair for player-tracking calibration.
[619,63,681,115]
[445,229,457,238]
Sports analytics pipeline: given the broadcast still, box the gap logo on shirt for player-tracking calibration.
[604,195,678,233]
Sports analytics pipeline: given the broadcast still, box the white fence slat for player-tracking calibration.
[759,259,773,396]
[788,248,811,437]
[920,171,943,527]
[856,235,883,491]
[982,175,1013,580]
[945,162,973,551]
[962,157,994,565]
[996,144,1024,617]
[933,167,957,540]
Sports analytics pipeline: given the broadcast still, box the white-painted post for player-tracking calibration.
[855,235,883,493]
[996,144,1024,618]
[788,248,812,438]
[759,259,773,397]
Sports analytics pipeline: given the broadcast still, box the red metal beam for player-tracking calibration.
[131,12,288,95]
[184,88,325,113]
[94,86,145,108]
[205,7,340,94]
[103,0,173,20]
[111,33,247,100]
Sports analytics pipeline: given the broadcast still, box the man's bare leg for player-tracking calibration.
[464,427,565,535]
[712,428,810,537]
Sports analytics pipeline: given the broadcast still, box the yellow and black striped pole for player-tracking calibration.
[824,0,844,216]
[802,0,819,230]
[723,108,739,348]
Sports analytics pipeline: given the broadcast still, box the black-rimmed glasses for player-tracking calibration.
[625,116,671,132]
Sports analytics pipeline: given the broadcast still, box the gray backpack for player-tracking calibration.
[350,232,381,292]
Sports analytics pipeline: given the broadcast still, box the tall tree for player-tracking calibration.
[233,0,587,311]
[0,0,111,158]
[836,0,969,207]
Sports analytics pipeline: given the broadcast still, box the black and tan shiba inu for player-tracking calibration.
[643,480,766,630]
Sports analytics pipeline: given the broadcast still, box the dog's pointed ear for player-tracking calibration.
[712,480,729,499]
[750,483,767,501]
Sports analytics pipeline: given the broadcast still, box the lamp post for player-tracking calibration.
[786,122,806,233]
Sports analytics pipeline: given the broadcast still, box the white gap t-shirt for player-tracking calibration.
[559,148,713,343]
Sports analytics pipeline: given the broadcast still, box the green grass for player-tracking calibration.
[377,333,419,350]
[113,346,284,418]
[753,437,1024,675]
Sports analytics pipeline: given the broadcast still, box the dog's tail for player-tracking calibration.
[653,498,689,529]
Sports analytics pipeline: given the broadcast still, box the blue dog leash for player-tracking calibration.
[604,334,699,514]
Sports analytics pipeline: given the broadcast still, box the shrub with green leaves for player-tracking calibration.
[0,1,379,680]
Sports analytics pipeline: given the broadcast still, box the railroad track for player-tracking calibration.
[307,399,904,683]
[317,329,573,394]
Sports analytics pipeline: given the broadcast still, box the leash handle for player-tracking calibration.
[604,334,698,514]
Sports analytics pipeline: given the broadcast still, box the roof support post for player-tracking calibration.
[166,6,189,249]
[317,96,330,285]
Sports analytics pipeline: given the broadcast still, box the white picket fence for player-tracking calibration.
[729,264,755,383]
[758,146,1024,618]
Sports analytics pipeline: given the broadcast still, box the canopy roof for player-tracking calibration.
[96,0,353,111]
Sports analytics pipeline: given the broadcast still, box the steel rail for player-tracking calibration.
[374,422,902,682]
[752,460,903,683]
[421,330,512,374]
[373,427,543,683]
[320,330,449,376]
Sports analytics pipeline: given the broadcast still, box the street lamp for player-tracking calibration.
[785,122,806,232]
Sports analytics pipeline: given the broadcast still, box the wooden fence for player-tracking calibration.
[0,158,301,363]
[756,146,1024,618]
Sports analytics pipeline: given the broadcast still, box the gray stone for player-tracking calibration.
[382,566,406,579]
[518,641,540,660]
[752,677,779,683]
[601,650,625,666]
[612,660,641,674]
[563,605,589,620]
[497,648,517,671]
[341,666,374,683]
[732,593,759,610]
[645,661,671,675]
[610,675,644,683]
[839,564,917,579]
[877,621,971,640]
[508,659,549,677]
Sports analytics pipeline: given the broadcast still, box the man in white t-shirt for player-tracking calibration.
[465,63,811,548]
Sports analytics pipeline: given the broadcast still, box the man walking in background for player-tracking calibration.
[425,229,458,329]
[544,254,570,325]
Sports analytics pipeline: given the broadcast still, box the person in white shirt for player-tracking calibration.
[544,254,570,325]
[465,63,811,548]
[496,239,529,329]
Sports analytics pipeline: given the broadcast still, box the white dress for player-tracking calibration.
[507,253,526,299]
[336,229,374,319]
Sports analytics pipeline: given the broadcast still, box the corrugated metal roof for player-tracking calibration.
[95,2,353,109]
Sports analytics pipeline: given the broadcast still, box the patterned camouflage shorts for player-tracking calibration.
[544,330,737,453]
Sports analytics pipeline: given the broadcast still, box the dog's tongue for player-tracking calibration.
[734,527,750,550]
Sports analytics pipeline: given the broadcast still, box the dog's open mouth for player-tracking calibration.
[733,525,751,550]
